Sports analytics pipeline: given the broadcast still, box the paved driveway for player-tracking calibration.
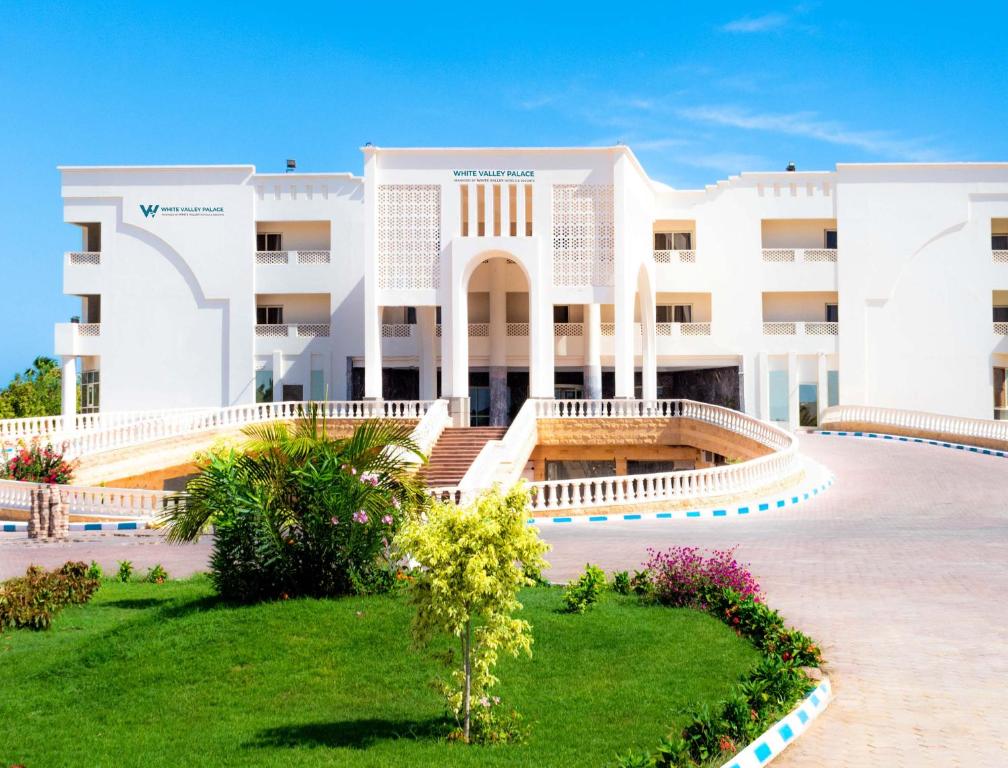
[1,433,1006,765]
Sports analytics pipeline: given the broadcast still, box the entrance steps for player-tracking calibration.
[418,427,508,487]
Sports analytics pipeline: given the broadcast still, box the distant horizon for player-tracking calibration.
[3,0,1006,384]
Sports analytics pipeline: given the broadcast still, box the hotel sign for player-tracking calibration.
[451,169,535,182]
[139,203,225,219]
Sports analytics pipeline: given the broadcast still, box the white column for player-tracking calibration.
[417,306,437,400]
[758,350,770,420]
[60,356,76,417]
[816,352,829,426]
[363,304,383,399]
[467,183,479,236]
[489,260,508,425]
[584,303,602,399]
[528,282,554,398]
[613,154,635,398]
[272,350,284,403]
[787,350,799,430]
[516,183,526,237]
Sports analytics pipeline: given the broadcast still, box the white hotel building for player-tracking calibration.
[55,147,1008,427]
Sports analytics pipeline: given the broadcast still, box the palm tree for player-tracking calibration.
[162,404,428,600]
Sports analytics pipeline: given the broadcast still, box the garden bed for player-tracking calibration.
[0,577,758,767]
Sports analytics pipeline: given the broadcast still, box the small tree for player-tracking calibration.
[396,484,549,743]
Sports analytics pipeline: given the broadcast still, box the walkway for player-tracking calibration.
[1,433,1006,765]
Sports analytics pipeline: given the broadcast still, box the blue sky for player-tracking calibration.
[1,1,1006,382]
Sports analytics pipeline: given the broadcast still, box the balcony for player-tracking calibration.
[255,250,331,265]
[54,322,101,356]
[653,249,696,264]
[67,251,101,265]
[64,251,102,295]
[764,321,838,336]
[255,323,330,338]
[762,248,836,263]
[994,250,1008,264]
[995,322,1008,336]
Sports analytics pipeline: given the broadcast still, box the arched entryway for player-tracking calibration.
[443,249,552,426]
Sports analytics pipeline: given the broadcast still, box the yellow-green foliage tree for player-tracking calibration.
[396,484,549,744]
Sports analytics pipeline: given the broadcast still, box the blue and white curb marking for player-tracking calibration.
[719,678,833,768]
[818,429,1008,458]
[0,520,152,534]
[528,460,833,526]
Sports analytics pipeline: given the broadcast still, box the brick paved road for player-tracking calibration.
[1,433,1005,765]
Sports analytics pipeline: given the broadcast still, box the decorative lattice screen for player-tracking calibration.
[552,184,614,286]
[377,184,441,289]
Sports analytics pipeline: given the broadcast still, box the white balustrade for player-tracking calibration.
[554,322,584,337]
[296,323,330,337]
[254,250,330,265]
[992,250,1008,264]
[762,248,838,263]
[995,322,1008,336]
[296,250,331,264]
[0,479,177,520]
[820,404,1008,444]
[382,323,415,338]
[0,401,436,461]
[764,321,837,336]
[656,322,711,337]
[506,322,529,337]
[653,249,696,264]
[404,399,450,465]
[469,322,490,337]
[67,251,101,265]
[76,323,100,337]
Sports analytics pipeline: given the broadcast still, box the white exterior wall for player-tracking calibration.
[54,150,1008,422]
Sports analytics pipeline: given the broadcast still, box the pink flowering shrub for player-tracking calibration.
[643,546,762,608]
[0,440,75,484]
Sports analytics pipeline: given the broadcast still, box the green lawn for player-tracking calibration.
[0,577,758,767]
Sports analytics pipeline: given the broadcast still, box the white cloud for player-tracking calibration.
[678,105,942,161]
[722,13,789,33]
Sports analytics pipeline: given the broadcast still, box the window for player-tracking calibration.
[656,304,692,323]
[81,369,100,414]
[769,370,788,423]
[256,232,282,251]
[827,370,839,408]
[255,370,273,403]
[524,186,533,236]
[825,303,839,323]
[405,306,417,325]
[282,384,303,402]
[459,185,469,237]
[799,383,818,427]
[994,234,1008,250]
[824,229,838,249]
[310,370,325,400]
[508,185,517,236]
[654,232,692,250]
[256,306,283,324]
[553,305,570,323]
[994,306,1008,322]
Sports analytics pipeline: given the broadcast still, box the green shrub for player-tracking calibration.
[117,560,134,583]
[395,485,549,745]
[611,570,631,595]
[145,564,169,584]
[563,563,606,614]
[630,569,654,601]
[613,749,652,768]
[681,703,729,764]
[86,561,103,580]
[0,562,100,632]
[164,412,427,603]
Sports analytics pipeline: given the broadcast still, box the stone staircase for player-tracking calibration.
[418,427,508,487]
